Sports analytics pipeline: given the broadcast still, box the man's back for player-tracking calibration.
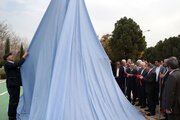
[166,69,180,114]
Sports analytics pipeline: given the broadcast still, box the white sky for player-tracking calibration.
[0,0,180,47]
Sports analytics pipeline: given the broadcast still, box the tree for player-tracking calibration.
[142,47,155,63]
[109,17,146,61]
[100,34,113,60]
[20,43,24,58]
[5,37,10,54]
[143,35,180,62]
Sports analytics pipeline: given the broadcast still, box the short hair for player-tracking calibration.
[122,59,126,63]
[130,63,135,65]
[166,57,179,69]
[164,59,168,62]
[137,59,142,63]
[147,63,153,68]
[141,62,146,66]
[155,60,161,63]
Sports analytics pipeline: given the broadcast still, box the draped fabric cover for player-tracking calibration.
[17,0,145,119]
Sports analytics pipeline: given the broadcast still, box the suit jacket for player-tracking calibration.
[165,69,180,114]
[113,66,125,84]
[153,65,166,82]
[142,69,156,94]
[161,71,170,109]
[126,68,137,85]
[137,68,148,86]
[4,58,25,88]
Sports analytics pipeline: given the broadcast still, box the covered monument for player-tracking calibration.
[17,0,145,119]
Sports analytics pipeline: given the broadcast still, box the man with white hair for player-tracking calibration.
[135,59,142,71]
[121,59,128,72]
[126,63,138,105]
[136,62,148,108]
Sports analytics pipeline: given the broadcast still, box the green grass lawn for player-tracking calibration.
[0,80,23,120]
[0,81,8,120]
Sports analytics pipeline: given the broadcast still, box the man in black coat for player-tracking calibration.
[154,60,166,105]
[4,52,28,120]
[160,59,169,120]
[140,63,156,116]
[113,61,125,93]
[136,62,148,108]
[126,63,137,105]
[165,58,180,120]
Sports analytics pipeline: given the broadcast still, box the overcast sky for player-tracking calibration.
[0,0,180,47]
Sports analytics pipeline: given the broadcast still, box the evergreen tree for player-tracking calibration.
[20,43,24,58]
[5,37,10,54]
[109,17,146,61]
[143,35,180,62]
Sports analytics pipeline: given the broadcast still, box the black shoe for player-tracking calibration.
[135,103,141,106]
[9,117,16,120]
[132,102,135,105]
[146,112,155,116]
[140,105,146,108]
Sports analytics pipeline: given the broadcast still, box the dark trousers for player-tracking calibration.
[137,82,141,99]
[7,86,20,119]
[168,113,180,120]
[147,91,156,114]
[127,81,137,103]
[155,82,159,104]
[115,77,125,93]
[139,85,146,106]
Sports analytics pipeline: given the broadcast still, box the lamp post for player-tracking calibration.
[143,30,150,33]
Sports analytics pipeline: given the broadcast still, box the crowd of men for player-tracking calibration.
[112,57,180,120]
[2,50,180,120]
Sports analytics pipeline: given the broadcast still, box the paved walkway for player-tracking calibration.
[135,105,165,120]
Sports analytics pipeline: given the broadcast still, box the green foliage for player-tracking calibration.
[109,17,146,61]
[20,43,24,58]
[143,35,180,62]
[0,60,5,68]
[0,69,6,79]
[100,34,113,60]
[5,38,10,54]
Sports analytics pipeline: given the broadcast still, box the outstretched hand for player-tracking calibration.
[23,51,29,58]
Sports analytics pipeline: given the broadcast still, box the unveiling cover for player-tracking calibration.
[17,0,145,120]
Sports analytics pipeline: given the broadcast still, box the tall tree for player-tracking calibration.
[20,43,24,58]
[143,35,180,62]
[5,37,10,54]
[109,17,146,61]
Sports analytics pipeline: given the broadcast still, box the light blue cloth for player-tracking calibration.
[17,0,146,119]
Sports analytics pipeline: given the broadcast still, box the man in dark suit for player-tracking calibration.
[4,52,28,120]
[113,61,125,93]
[136,62,148,108]
[161,59,170,120]
[140,63,156,116]
[165,58,180,120]
[154,60,166,105]
[126,63,137,105]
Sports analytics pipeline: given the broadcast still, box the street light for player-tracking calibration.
[143,30,150,33]
[143,30,151,33]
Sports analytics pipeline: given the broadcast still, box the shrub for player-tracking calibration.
[0,69,6,79]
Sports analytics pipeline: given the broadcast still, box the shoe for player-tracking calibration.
[9,117,16,120]
[146,112,155,116]
[140,105,146,108]
[132,102,135,105]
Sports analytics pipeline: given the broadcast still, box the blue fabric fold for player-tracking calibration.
[17,0,145,119]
